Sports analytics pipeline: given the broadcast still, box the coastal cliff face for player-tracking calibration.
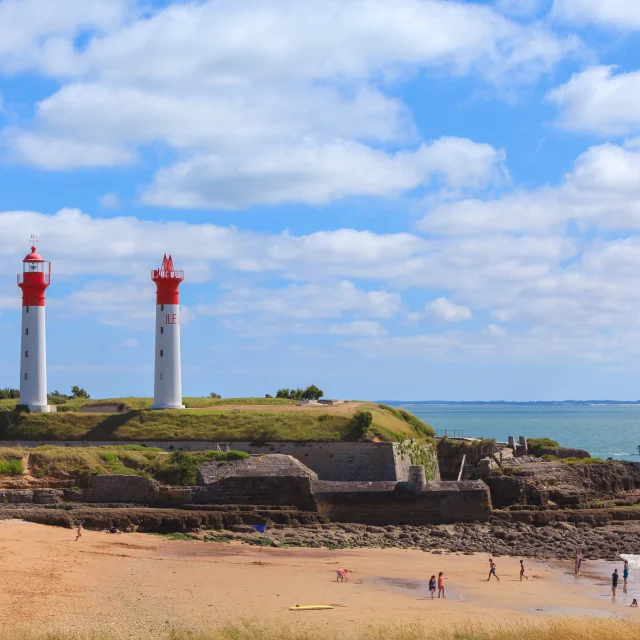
[484,460,640,509]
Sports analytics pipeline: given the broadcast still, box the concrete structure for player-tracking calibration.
[17,243,52,413]
[151,255,185,409]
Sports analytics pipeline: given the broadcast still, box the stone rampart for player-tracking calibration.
[313,479,490,525]
[3,440,439,482]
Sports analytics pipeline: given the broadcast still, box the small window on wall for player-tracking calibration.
[25,306,29,313]
[160,350,164,357]
[25,351,28,358]
[25,328,28,336]
[161,304,164,311]
[160,327,163,334]
[159,373,163,380]
[24,373,28,381]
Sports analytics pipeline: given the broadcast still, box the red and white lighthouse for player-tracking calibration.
[151,255,185,409]
[17,243,52,412]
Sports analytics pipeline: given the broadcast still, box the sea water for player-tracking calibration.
[386,403,640,462]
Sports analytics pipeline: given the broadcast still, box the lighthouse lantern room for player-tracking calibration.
[17,242,52,412]
[151,254,185,409]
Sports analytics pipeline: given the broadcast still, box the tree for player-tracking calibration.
[276,385,324,400]
[71,385,89,399]
[209,392,222,399]
[48,390,70,405]
[350,411,372,439]
[302,384,323,400]
[0,388,20,400]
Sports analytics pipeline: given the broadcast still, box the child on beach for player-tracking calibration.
[336,569,347,582]
[428,575,436,599]
[75,521,83,542]
[623,560,629,587]
[632,599,638,607]
[520,559,528,581]
[438,572,445,598]
[488,558,499,582]
[612,568,619,597]
[575,550,583,575]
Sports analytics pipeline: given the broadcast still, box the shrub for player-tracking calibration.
[0,388,20,400]
[528,437,560,456]
[349,411,373,439]
[0,458,22,474]
[154,450,248,486]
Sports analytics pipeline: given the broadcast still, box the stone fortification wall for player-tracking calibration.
[3,440,439,482]
[313,479,490,525]
[83,475,161,504]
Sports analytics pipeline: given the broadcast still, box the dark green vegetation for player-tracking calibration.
[0,445,247,487]
[275,384,324,400]
[0,399,431,443]
[154,450,248,485]
[527,437,560,456]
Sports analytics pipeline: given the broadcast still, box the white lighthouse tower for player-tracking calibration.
[17,241,52,412]
[151,254,185,409]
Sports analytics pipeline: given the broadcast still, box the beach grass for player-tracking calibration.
[0,619,638,640]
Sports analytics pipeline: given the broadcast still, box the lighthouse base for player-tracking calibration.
[25,404,54,413]
[150,403,185,410]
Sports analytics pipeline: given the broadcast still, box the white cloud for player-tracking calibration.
[0,0,129,74]
[426,297,472,322]
[120,338,140,348]
[548,66,640,135]
[198,281,402,320]
[485,324,507,336]
[420,142,640,235]
[328,321,387,336]
[8,132,135,169]
[142,137,506,209]
[552,0,640,29]
[99,192,120,210]
[1,0,573,208]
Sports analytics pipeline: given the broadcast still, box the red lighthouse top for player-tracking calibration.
[17,243,50,307]
[152,254,184,305]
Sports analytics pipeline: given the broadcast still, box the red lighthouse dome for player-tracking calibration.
[18,244,50,307]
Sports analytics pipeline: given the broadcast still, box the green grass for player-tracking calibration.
[0,445,248,487]
[0,457,23,474]
[0,401,431,443]
[541,455,606,465]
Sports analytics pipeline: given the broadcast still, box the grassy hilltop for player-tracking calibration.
[0,398,433,443]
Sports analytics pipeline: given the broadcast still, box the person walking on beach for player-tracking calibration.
[623,560,629,588]
[437,572,445,598]
[520,559,528,581]
[612,568,619,597]
[575,550,584,575]
[488,558,499,582]
[75,520,83,542]
[428,575,437,599]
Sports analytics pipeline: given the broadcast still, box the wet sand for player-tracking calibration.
[0,520,638,638]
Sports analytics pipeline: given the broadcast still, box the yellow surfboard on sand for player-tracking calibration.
[290,605,334,611]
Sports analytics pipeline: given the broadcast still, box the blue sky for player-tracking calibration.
[2,0,640,401]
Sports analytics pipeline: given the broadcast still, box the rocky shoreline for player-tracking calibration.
[201,519,640,561]
[5,502,637,561]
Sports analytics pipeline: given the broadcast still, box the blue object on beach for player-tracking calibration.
[252,525,267,534]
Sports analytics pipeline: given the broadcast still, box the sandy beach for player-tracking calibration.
[0,521,638,638]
